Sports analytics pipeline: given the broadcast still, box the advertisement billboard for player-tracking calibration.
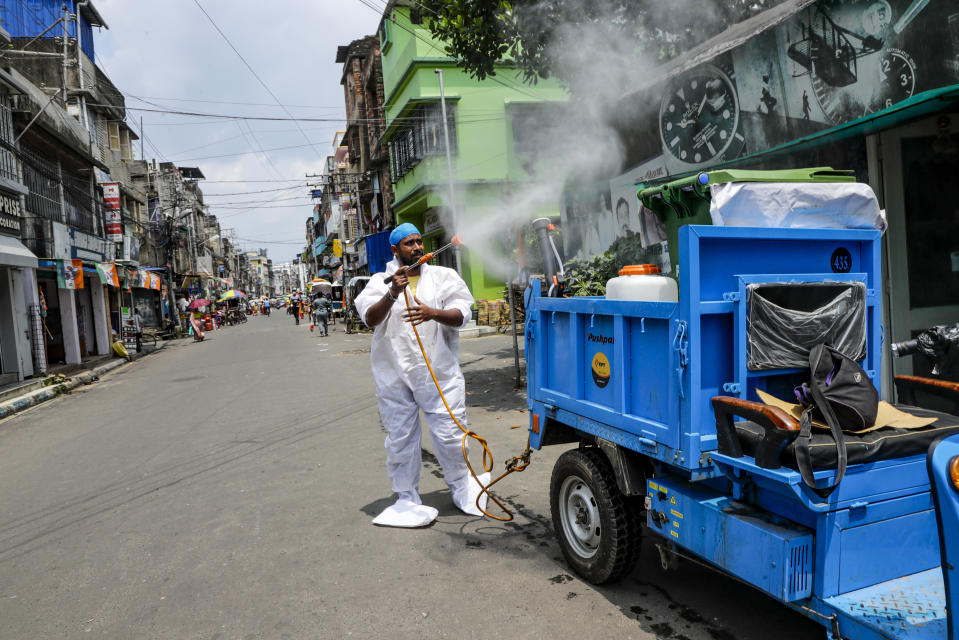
[103,182,123,242]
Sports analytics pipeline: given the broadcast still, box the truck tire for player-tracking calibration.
[550,447,643,584]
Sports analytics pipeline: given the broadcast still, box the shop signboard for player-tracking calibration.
[424,209,443,235]
[103,182,122,242]
[332,239,343,257]
[70,228,110,262]
[121,233,140,264]
[197,255,214,277]
[0,190,23,237]
[51,222,111,262]
[120,306,137,350]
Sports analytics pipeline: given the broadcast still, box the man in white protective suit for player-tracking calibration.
[355,223,489,527]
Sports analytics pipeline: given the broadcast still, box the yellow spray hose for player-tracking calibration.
[403,288,531,521]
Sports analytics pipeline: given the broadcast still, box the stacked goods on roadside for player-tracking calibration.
[476,299,489,325]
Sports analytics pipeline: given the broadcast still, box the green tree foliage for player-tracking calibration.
[565,230,654,296]
[419,0,786,88]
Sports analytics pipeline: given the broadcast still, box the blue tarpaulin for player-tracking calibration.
[365,230,392,275]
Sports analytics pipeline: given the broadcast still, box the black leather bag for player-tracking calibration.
[792,344,879,498]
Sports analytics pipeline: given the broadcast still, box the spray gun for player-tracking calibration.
[384,235,464,286]
[531,217,566,297]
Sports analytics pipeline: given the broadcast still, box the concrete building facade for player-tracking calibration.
[376,1,567,300]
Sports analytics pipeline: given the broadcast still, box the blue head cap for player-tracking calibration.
[390,222,421,247]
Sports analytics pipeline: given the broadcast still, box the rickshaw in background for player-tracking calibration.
[330,282,344,325]
[344,276,371,334]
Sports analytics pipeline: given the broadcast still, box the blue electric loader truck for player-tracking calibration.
[524,170,959,640]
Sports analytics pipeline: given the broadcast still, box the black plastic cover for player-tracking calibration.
[746,282,866,370]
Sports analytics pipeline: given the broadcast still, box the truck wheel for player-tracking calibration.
[550,447,642,584]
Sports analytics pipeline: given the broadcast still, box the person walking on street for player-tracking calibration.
[355,223,486,528]
[312,294,330,336]
[189,300,205,342]
[176,296,189,331]
[288,291,299,325]
[263,297,270,316]
[133,307,143,353]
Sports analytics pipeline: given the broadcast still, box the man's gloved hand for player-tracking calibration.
[917,323,959,375]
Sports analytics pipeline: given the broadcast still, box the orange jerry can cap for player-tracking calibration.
[618,264,661,276]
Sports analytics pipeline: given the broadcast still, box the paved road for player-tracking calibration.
[0,314,822,639]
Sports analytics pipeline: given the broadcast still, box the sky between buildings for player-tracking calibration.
[95,0,377,263]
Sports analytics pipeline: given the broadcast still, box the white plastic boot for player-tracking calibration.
[454,472,491,517]
[372,494,438,528]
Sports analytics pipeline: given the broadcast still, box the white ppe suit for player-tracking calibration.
[355,259,485,522]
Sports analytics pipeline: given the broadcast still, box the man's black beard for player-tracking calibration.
[398,251,424,267]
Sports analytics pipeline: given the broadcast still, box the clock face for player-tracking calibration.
[869,49,917,113]
[812,48,917,122]
[660,64,742,165]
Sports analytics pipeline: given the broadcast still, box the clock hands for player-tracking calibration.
[696,92,708,117]
[673,90,709,130]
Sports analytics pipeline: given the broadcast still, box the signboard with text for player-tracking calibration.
[103,182,122,242]
[0,190,23,237]
[51,222,112,262]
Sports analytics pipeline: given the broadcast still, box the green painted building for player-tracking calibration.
[377,2,567,301]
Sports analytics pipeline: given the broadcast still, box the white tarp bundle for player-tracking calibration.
[709,182,886,232]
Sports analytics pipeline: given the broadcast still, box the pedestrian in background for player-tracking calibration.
[290,290,302,325]
[133,307,143,353]
[312,294,330,336]
[190,301,205,342]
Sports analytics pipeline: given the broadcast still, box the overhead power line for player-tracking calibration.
[202,185,308,196]
[126,94,347,110]
[205,195,312,205]
[202,179,307,183]
[191,0,325,161]
[88,103,508,125]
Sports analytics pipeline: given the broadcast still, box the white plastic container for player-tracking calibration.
[605,264,678,302]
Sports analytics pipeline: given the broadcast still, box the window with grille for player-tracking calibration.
[510,104,564,175]
[386,102,456,182]
[62,170,95,233]
[21,144,61,222]
[0,97,19,183]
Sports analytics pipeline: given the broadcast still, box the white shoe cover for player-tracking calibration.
[455,472,491,517]
[372,498,438,528]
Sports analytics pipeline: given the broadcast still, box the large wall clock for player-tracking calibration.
[659,63,744,166]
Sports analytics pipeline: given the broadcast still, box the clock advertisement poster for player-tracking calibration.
[566,0,959,267]
[656,0,957,176]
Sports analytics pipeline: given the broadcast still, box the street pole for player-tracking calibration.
[61,5,70,102]
[354,176,365,237]
[434,69,462,275]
